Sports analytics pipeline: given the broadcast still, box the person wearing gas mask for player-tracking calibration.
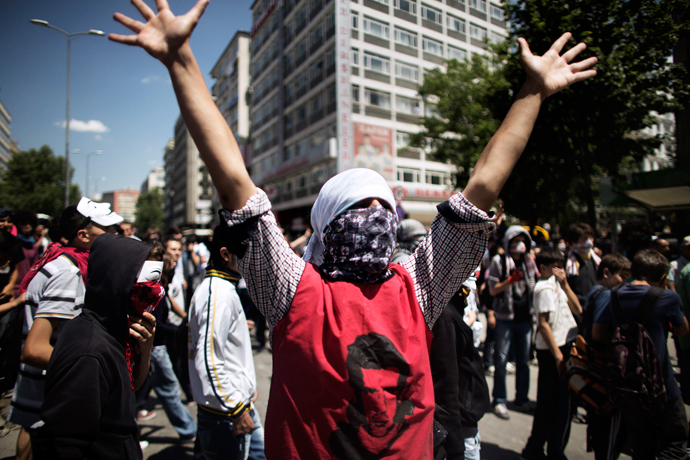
[32,234,163,460]
[487,226,538,420]
[565,223,600,306]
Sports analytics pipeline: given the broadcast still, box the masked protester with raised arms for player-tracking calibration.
[32,234,163,460]
[110,2,597,458]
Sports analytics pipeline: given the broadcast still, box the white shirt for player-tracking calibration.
[533,276,578,350]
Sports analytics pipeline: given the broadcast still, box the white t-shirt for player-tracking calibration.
[167,272,186,326]
[534,276,578,350]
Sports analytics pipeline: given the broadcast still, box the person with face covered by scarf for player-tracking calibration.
[32,234,163,460]
[110,2,597,457]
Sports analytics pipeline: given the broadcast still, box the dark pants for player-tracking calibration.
[621,396,688,460]
[523,345,575,460]
[587,409,625,460]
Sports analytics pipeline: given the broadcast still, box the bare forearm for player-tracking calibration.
[167,43,255,211]
[489,278,511,296]
[464,80,544,211]
[563,283,582,315]
[133,349,152,390]
[538,321,562,360]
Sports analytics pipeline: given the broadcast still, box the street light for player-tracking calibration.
[30,19,105,208]
[73,149,102,198]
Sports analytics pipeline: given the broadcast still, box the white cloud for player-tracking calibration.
[141,75,161,84]
[56,119,110,133]
[94,135,102,141]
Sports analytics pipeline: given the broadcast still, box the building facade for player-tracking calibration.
[101,189,140,223]
[249,0,507,229]
[163,118,215,229]
[141,166,165,195]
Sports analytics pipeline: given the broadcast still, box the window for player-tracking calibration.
[297,40,307,60]
[311,59,324,78]
[490,3,504,20]
[352,14,359,29]
[491,31,504,43]
[370,0,388,5]
[311,24,323,46]
[326,47,335,68]
[363,52,391,74]
[352,48,360,66]
[365,88,391,108]
[396,96,420,114]
[285,52,294,70]
[422,37,443,56]
[285,83,293,100]
[394,27,418,47]
[447,45,467,61]
[297,104,307,121]
[395,61,419,81]
[296,74,307,90]
[313,92,324,112]
[327,10,335,30]
[469,23,487,40]
[424,102,437,117]
[426,170,449,185]
[446,15,465,33]
[396,132,411,147]
[297,7,307,24]
[363,17,390,38]
[394,0,417,14]
[397,168,421,183]
[352,85,360,102]
[469,0,486,12]
[421,4,442,23]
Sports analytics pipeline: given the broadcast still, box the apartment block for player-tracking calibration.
[101,189,140,223]
[0,100,13,170]
[249,0,507,228]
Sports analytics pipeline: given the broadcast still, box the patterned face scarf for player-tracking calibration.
[321,205,397,284]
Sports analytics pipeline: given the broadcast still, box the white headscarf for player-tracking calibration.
[303,168,396,265]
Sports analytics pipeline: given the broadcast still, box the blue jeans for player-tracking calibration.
[464,432,481,460]
[149,346,197,437]
[492,318,531,405]
[198,408,265,460]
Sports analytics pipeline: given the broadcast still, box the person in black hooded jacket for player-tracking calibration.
[33,233,162,460]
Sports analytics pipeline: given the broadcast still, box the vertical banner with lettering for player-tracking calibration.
[335,0,354,173]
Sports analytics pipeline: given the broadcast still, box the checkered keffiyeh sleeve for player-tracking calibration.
[220,189,306,331]
[399,192,495,328]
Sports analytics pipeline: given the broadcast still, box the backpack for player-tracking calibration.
[605,285,667,414]
[565,286,615,415]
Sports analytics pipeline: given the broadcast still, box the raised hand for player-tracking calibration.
[109,0,209,67]
[519,32,598,99]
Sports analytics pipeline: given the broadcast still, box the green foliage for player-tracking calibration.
[415,0,689,227]
[410,50,511,186]
[135,188,164,237]
[0,145,81,217]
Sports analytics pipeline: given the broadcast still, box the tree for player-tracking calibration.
[0,145,81,217]
[135,188,164,237]
[415,0,689,228]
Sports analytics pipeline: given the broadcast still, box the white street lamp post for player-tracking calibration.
[30,19,105,208]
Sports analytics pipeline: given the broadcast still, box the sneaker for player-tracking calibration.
[139,440,149,450]
[484,365,495,376]
[178,433,196,443]
[493,403,510,420]
[137,410,156,422]
[506,362,516,374]
[514,400,536,413]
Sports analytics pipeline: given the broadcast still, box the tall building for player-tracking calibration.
[164,118,215,229]
[211,30,253,166]
[0,100,13,170]
[141,166,165,195]
[101,189,140,222]
[249,0,507,228]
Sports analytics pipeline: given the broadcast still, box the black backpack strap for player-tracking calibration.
[633,286,665,324]
[501,253,507,280]
[610,286,627,325]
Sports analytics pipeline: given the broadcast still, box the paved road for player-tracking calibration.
[4,325,688,459]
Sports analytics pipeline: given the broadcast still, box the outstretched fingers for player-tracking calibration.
[517,37,533,60]
[131,0,156,20]
[108,32,139,46]
[112,12,144,33]
[570,67,598,84]
[570,56,598,73]
[561,42,587,63]
[548,32,573,55]
[186,0,210,22]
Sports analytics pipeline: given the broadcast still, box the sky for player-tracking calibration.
[0,1,253,197]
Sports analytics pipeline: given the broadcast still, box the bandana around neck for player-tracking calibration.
[18,243,89,294]
[320,205,397,284]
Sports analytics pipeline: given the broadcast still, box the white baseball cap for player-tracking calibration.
[76,197,124,227]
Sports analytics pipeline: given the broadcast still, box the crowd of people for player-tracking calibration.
[0,1,686,460]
